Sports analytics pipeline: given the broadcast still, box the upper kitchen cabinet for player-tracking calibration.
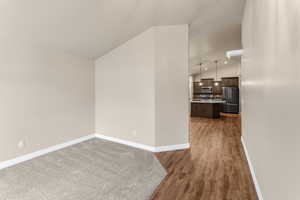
[221,77,239,87]
[201,79,214,87]
[193,82,201,94]
[193,79,214,94]
[213,81,222,95]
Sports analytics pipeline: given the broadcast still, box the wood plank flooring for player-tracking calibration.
[151,116,258,200]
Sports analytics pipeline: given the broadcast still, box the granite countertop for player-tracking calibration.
[191,99,226,104]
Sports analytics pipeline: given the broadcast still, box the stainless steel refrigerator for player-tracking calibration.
[222,86,239,114]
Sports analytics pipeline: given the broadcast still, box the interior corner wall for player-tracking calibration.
[0,44,94,163]
[154,25,189,146]
[242,1,300,200]
[95,25,189,147]
[95,29,156,146]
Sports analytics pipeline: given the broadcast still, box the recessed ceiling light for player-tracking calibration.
[204,68,208,71]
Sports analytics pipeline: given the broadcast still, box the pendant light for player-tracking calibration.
[214,60,219,86]
[198,63,203,86]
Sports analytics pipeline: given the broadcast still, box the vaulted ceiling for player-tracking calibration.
[0,0,245,64]
[189,0,245,74]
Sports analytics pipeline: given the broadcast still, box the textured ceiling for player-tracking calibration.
[0,0,245,62]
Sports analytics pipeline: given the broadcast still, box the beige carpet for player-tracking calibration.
[0,139,166,200]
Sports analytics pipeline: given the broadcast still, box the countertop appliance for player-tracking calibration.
[199,87,213,99]
[222,86,239,114]
[200,87,213,94]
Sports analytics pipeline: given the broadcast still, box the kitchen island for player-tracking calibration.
[191,99,225,118]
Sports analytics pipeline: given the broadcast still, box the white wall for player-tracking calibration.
[154,25,189,146]
[95,29,156,146]
[0,43,94,162]
[95,25,189,147]
[242,1,300,200]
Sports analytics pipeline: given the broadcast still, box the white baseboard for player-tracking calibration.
[0,134,190,170]
[95,134,156,152]
[155,143,190,152]
[241,136,264,200]
[95,134,190,153]
[0,135,95,170]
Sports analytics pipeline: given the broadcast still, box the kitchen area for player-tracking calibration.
[190,60,240,119]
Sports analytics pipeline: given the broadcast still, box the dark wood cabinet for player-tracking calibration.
[221,77,239,87]
[193,79,214,97]
[202,79,214,87]
[191,103,222,118]
[213,81,222,95]
[193,82,201,94]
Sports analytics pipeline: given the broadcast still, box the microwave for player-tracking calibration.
[200,87,213,94]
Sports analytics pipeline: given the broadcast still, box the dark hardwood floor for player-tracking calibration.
[151,116,258,200]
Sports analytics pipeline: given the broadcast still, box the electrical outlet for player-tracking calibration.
[17,140,25,149]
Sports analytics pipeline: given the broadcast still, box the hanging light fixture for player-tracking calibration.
[214,60,219,86]
[198,63,203,86]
